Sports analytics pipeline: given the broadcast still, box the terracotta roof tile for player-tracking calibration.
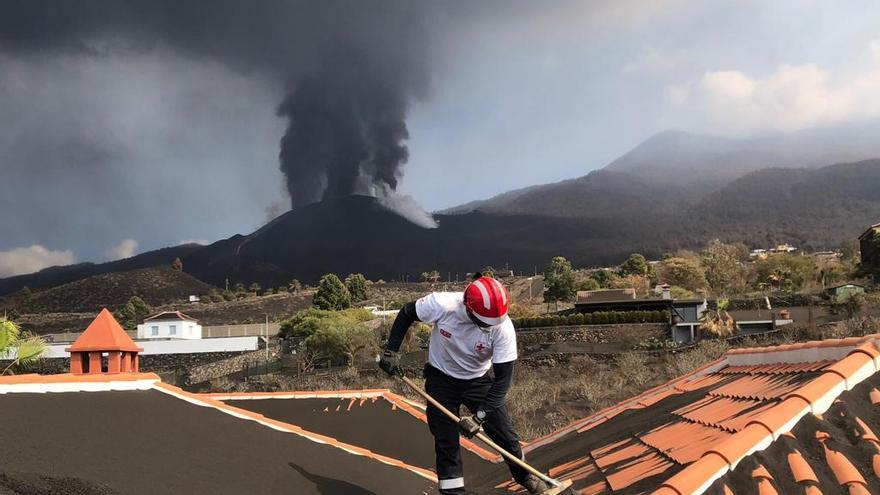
[787,449,819,483]
[640,421,732,464]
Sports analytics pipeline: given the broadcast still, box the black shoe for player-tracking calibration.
[520,474,549,494]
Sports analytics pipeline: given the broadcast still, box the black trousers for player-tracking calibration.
[424,365,528,494]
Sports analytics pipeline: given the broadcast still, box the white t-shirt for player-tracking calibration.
[416,292,518,380]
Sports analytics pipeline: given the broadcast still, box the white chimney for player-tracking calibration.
[661,284,671,300]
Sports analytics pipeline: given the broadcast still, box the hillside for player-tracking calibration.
[0,266,217,313]
[693,160,880,249]
[0,244,201,296]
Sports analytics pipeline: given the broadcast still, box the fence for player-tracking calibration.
[43,322,280,343]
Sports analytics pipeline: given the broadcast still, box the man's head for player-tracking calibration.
[464,275,510,329]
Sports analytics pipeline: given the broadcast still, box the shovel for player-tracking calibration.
[396,375,576,495]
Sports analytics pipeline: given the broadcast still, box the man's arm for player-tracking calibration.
[379,301,421,376]
[479,360,514,416]
[385,301,420,352]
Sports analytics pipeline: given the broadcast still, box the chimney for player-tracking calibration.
[661,284,671,300]
[65,308,143,375]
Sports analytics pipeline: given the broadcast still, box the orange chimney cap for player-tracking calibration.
[65,308,144,353]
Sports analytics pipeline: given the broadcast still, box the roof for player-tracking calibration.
[859,222,880,239]
[577,289,638,304]
[207,390,498,473]
[0,375,435,494]
[483,335,880,495]
[143,310,199,323]
[65,308,143,353]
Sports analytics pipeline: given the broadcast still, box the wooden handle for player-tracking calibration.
[397,375,561,487]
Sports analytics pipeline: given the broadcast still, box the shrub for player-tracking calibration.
[344,273,369,303]
[313,274,352,310]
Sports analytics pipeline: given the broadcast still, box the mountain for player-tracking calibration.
[0,244,203,296]
[0,266,217,313]
[449,120,880,216]
[692,160,880,248]
[608,120,880,184]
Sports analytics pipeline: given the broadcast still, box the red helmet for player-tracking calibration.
[464,276,510,326]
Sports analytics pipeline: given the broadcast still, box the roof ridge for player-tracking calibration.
[653,340,880,495]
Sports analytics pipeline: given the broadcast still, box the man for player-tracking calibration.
[379,275,548,495]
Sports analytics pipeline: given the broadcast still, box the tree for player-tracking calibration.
[619,253,649,277]
[657,257,708,293]
[280,308,376,366]
[115,296,151,330]
[840,239,860,261]
[345,273,369,303]
[589,269,615,288]
[249,283,261,296]
[0,318,45,374]
[577,278,601,291]
[754,254,818,292]
[480,266,496,279]
[313,274,352,310]
[171,257,183,271]
[421,270,440,284]
[543,256,576,310]
[700,240,746,296]
[288,279,302,293]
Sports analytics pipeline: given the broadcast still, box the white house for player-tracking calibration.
[137,311,202,340]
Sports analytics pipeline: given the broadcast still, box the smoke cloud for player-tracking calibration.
[0,0,434,229]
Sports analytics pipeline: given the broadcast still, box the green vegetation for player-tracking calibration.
[0,318,45,374]
[115,296,151,330]
[543,256,576,310]
[618,253,649,277]
[754,253,817,292]
[699,298,734,337]
[420,270,440,283]
[289,279,303,293]
[344,273,369,302]
[313,274,352,310]
[700,240,747,295]
[512,310,669,329]
[279,308,376,366]
[657,256,708,293]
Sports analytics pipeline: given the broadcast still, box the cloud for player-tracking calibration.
[0,245,76,277]
[667,42,880,134]
[105,239,138,261]
[624,46,689,74]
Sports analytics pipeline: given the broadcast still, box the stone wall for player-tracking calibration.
[185,346,281,386]
[516,323,668,347]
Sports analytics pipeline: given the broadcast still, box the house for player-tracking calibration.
[575,288,672,313]
[495,335,880,494]
[860,222,880,281]
[825,283,867,301]
[137,310,202,339]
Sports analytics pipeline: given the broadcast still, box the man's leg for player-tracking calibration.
[425,366,466,495]
[461,376,530,484]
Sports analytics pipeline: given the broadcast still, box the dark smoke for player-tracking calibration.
[0,0,431,209]
[278,46,411,208]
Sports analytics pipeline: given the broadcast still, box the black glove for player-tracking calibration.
[458,415,482,438]
[378,349,401,376]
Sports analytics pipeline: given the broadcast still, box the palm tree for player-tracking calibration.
[0,318,46,375]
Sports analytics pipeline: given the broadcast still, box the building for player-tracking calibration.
[137,311,202,339]
[825,283,867,301]
[575,288,672,313]
[860,222,880,281]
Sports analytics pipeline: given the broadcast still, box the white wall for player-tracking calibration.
[137,320,202,340]
[39,336,260,358]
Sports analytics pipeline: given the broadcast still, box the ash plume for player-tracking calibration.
[0,0,433,217]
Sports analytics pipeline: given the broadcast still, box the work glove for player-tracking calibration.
[378,349,401,376]
[458,415,483,438]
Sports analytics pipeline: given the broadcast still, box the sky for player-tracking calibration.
[2,0,880,275]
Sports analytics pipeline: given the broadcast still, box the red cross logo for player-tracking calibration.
[474,342,488,353]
